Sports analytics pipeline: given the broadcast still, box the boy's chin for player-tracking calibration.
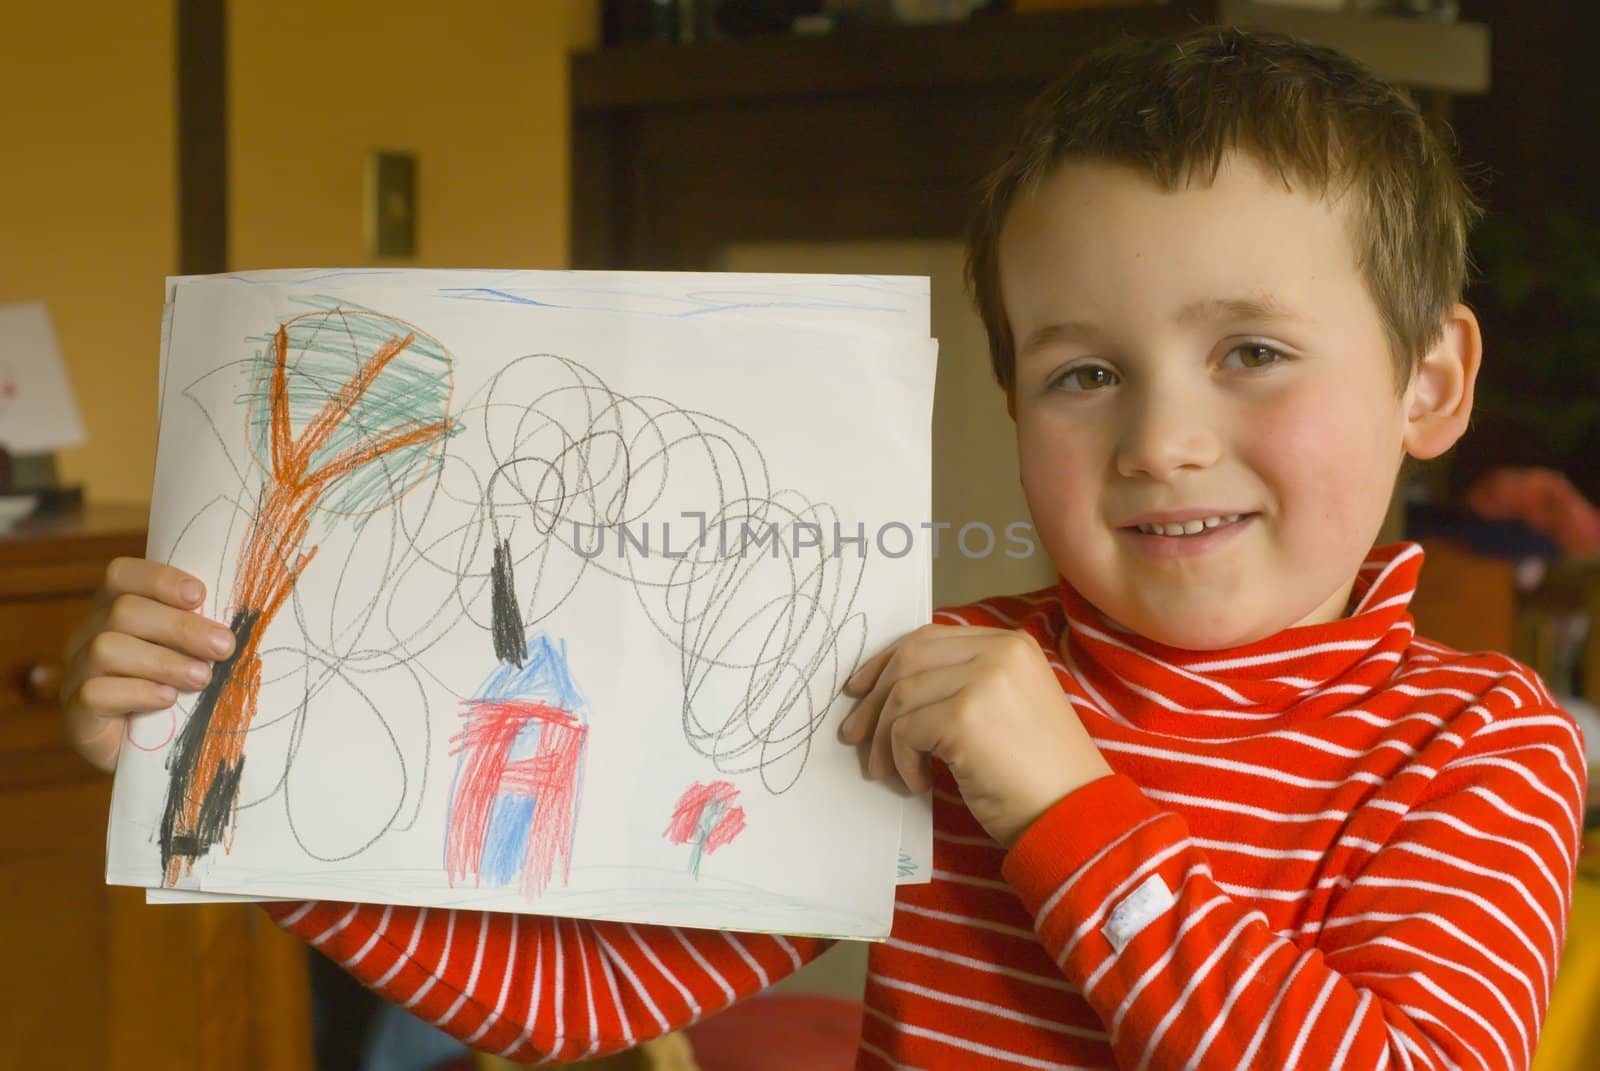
[1107,586,1355,651]
[1073,567,1364,652]
[1098,597,1298,652]
[1129,616,1283,652]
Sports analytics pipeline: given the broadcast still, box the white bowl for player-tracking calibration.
[0,492,40,530]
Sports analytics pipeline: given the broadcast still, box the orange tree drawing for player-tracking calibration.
[160,308,458,884]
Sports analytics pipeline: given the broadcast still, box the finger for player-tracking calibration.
[839,674,885,743]
[64,676,180,773]
[102,592,234,663]
[102,556,209,609]
[888,700,958,795]
[60,601,230,705]
[69,674,180,723]
[843,623,989,699]
[840,627,988,741]
[74,630,216,696]
[73,716,125,774]
[840,638,910,734]
[866,663,968,783]
[843,640,898,698]
[66,559,218,667]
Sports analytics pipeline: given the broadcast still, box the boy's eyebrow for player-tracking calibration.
[1024,294,1312,357]
[1017,295,1313,359]
[1015,320,1103,358]
[1174,295,1311,326]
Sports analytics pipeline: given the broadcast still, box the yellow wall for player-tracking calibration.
[0,2,176,504]
[229,0,597,271]
[0,1,596,505]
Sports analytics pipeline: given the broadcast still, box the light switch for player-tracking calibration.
[367,150,417,257]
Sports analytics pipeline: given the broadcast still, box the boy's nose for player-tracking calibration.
[1115,392,1222,482]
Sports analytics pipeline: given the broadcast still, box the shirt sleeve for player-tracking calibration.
[1000,709,1587,1071]
[264,901,830,1063]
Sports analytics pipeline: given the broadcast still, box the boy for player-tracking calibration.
[64,27,1585,1069]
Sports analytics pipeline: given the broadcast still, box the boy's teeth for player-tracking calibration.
[1136,514,1241,536]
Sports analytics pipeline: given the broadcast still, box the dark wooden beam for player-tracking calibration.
[176,0,227,275]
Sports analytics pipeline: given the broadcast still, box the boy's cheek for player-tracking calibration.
[1017,451,1091,564]
[1245,389,1403,514]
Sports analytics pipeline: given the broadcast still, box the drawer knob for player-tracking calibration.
[24,663,61,704]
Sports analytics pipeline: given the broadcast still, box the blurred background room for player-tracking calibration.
[2,1,1597,1069]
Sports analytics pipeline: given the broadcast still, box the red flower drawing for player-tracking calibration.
[664,781,746,878]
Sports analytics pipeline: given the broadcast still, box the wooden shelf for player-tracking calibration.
[573,5,1198,109]
[1219,1,1488,94]
[569,2,1489,269]
[572,2,1489,112]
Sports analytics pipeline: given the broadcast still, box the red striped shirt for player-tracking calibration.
[271,542,1586,1069]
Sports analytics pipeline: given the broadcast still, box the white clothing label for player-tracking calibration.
[1102,873,1176,954]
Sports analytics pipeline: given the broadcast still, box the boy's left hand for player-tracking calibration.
[839,624,1114,847]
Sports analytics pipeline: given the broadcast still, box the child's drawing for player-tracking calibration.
[466,351,873,795]
[446,634,589,896]
[110,271,936,938]
[664,780,746,878]
[159,309,458,883]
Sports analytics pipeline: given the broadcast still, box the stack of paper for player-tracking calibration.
[106,269,937,940]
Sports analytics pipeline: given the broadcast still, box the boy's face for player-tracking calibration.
[999,153,1416,650]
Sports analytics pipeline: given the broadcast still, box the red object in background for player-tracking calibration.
[685,994,864,1071]
[1466,466,1600,556]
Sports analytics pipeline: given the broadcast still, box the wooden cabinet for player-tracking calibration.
[1409,537,1520,656]
[0,506,312,1071]
[569,2,1486,270]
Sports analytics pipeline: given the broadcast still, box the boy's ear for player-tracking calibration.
[1402,303,1482,460]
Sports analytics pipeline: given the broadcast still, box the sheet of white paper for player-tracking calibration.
[898,794,934,883]
[0,301,86,453]
[151,269,936,890]
[148,888,270,904]
[113,271,937,937]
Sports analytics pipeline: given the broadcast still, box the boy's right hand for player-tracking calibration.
[60,558,235,772]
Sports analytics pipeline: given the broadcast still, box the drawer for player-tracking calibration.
[0,594,99,789]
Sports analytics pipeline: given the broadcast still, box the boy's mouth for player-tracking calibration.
[1131,513,1247,537]
[1116,512,1259,557]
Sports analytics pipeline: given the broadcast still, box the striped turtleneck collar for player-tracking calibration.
[1049,542,1425,738]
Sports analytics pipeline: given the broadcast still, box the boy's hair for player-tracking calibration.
[965,26,1483,394]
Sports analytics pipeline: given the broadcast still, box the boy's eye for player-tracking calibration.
[1053,365,1120,391]
[1224,343,1285,369]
